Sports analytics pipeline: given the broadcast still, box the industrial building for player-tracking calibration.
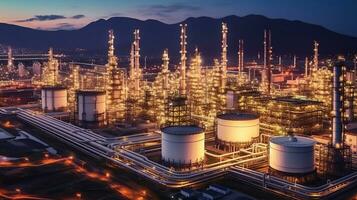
[240,96,324,135]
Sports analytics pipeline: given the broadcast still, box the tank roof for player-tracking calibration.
[42,85,67,90]
[270,136,315,147]
[161,125,203,135]
[76,90,106,95]
[217,113,258,121]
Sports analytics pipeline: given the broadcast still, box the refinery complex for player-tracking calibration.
[1,22,357,200]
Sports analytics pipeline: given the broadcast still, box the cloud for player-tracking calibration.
[71,14,85,19]
[52,23,78,30]
[16,15,66,22]
[148,4,200,13]
[15,14,85,22]
[140,3,200,18]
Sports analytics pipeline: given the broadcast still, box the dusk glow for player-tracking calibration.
[0,0,356,36]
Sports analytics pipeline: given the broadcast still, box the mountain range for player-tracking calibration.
[0,15,356,64]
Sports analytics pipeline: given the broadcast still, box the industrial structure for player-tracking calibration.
[1,20,357,200]
[315,58,352,177]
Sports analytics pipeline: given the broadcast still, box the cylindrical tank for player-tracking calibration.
[41,86,67,112]
[269,136,315,174]
[161,125,205,165]
[77,90,106,123]
[217,113,259,144]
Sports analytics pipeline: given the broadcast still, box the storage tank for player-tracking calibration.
[77,90,106,126]
[41,86,68,112]
[161,125,205,166]
[269,136,315,174]
[216,113,259,151]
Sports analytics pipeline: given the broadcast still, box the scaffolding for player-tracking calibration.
[105,30,126,125]
[241,96,324,135]
[42,48,59,86]
[150,50,175,125]
[165,96,191,126]
[316,144,352,178]
[68,64,80,120]
[315,59,353,178]
[187,48,206,117]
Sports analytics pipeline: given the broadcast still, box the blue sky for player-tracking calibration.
[1,0,356,36]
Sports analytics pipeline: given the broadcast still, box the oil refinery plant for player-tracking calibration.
[1,22,357,200]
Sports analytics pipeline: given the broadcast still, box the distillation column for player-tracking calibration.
[305,57,309,77]
[134,29,141,97]
[238,39,244,75]
[221,22,228,90]
[332,59,343,148]
[313,41,319,71]
[179,24,187,96]
[187,48,205,116]
[106,29,124,124]
[262,30,272,94]
[318,57,352,177]
[7,47,14,72]
[42,48,59,86]
[162,49,170,93]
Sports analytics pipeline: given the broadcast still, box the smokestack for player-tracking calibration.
[332,57,345,148]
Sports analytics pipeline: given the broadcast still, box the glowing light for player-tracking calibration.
[76,193,82,198]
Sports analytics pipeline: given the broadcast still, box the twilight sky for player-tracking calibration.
[1,0,357,36]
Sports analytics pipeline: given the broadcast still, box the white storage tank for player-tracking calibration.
[269,136,315,174]
[161,125,205,166]
[41,86,68,112]
[77,90,106,125]
[216,113,259,149]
